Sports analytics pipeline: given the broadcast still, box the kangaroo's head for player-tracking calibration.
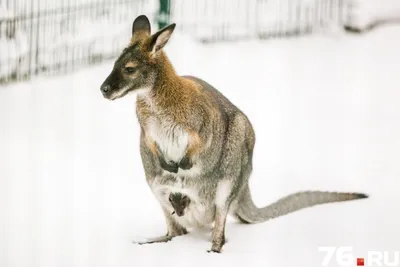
[169,192,191,217]
[100,15,176,100]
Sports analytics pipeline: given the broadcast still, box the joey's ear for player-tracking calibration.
[148,23,176,57]
[131,15,151,43]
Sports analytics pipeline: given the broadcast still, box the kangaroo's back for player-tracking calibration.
[182,75,243,117]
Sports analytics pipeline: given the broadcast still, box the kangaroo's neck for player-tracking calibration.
[142,52,193,113]
[153,53,181,97]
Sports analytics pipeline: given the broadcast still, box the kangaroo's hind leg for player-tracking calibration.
[208,114,252,253]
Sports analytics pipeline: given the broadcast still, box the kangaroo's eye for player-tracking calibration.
[124,67,136,74]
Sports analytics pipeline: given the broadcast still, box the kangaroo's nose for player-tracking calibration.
[101,85,110,93]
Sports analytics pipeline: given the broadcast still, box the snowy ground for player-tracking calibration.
[1,25,400,267]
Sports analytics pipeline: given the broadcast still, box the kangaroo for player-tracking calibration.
[100,15,368,253]
[169,192,191,217]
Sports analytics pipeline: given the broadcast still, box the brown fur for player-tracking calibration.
[125,61,138,68]
[185,131,203,158]
[144,136,158,157]
[135,52,216,158]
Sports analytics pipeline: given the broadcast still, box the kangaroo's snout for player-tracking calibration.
[100,82,115,100]
[101,84,110,93]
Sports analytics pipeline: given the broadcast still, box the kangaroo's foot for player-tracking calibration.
[133,234,173,245]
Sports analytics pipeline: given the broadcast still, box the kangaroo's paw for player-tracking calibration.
[178,155,193,170]
[157,146,179,173]
[159,157,179,173]
[133,235,172,245]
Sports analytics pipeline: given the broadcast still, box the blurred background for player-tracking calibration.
[0,0,388,83]
[1,1,400,267]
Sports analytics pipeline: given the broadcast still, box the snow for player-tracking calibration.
[1,26,400,267]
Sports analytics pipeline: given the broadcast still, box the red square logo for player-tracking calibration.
[357,258,364,266]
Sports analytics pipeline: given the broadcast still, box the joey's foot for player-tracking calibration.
[178,155,193,170]
[133,235,173,245]
[159,157,179,173]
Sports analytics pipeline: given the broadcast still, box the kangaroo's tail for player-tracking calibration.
[235,185,368,224]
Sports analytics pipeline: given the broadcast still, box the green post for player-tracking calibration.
[157,0,171,29]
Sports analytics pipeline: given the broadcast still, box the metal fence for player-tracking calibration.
[0,0,347,84]
[171,0,347,42]
[0,0,155,83]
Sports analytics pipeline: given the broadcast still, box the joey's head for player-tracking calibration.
[169,193,191,217]
[100,15,176,100]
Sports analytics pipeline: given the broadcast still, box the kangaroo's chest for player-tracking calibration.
[145,117,189,162]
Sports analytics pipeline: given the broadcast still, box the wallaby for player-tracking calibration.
[169,192,191,217]
[100,15,368,253]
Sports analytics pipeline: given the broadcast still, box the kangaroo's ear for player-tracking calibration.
[148,23,176,57]
[131,15,151,43]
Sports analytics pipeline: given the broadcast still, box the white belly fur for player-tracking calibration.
[145,116,211,227]
[146,117,189,163]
